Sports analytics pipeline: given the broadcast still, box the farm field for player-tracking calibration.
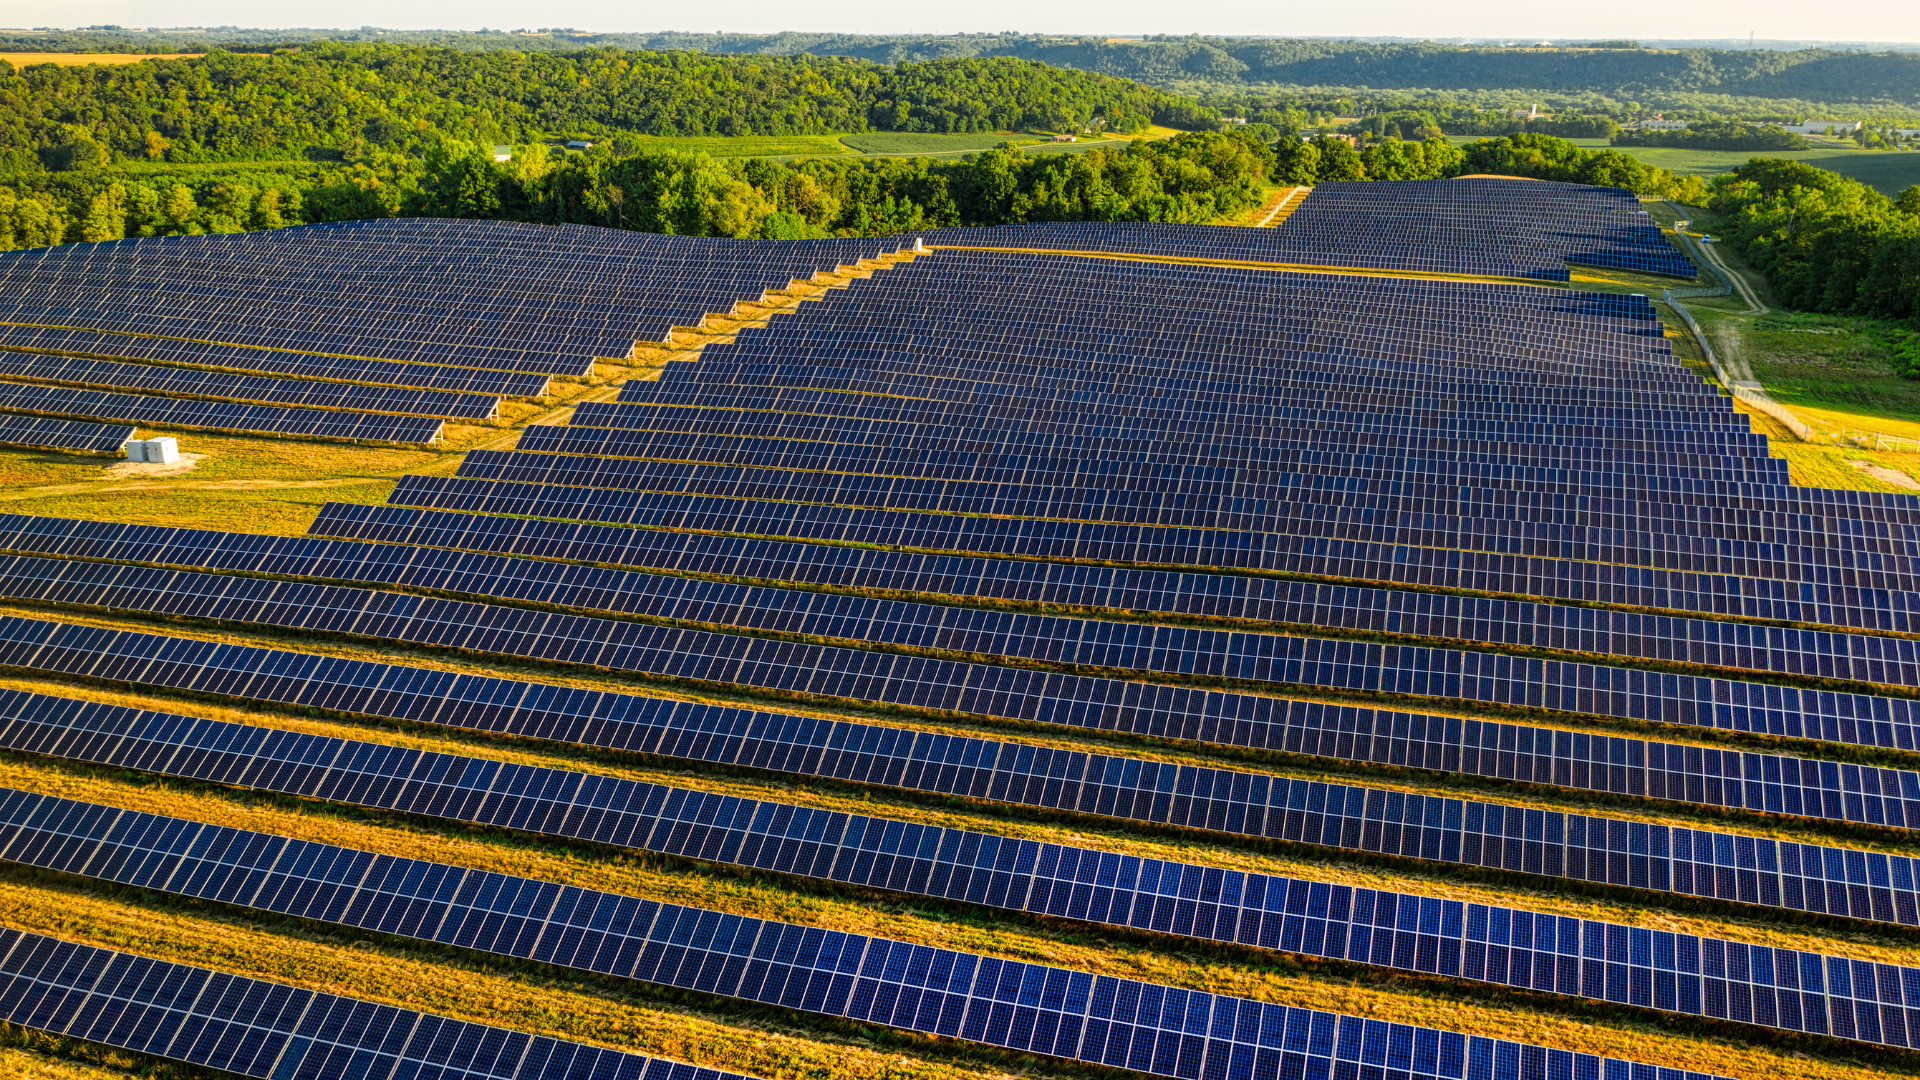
[0,52,190,66]
[619,134,854,157]
[1445,135,1920,193]
[0,185,1915,1080]
[839,132,1035,154]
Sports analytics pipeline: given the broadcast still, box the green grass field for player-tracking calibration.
[839,132,1032,154]
[1444,134,1920,194]
[621,134,854,157]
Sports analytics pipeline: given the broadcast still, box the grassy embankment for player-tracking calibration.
[1639,199,1920,492]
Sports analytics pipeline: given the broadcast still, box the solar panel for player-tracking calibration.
[0,512,1907,837]
[917,180,1697,280]
[0,746,1888,1053]
[0,541,1897,762]
[0,415,133,454]
[0,923,766,1080]
[0,324,552,397]
[0,350,500,419]
[0,644,1903,931]
[0,381,444,444]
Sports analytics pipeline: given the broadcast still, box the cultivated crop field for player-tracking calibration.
[0,52,191,66]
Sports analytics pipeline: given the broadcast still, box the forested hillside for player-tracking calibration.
[644,36,1920,104]
[9,31,1918,110]
[0,44,1189,168]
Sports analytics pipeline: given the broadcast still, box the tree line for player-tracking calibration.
[0,44,1197,171]
[0,130,1277,247]
[14,31,1916,108]
[1266,132,1712,202]
[1711,159,1920,325]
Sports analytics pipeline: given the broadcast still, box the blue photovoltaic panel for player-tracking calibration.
[0,323,551,397]
[918,179,1695,280]
[0,415,133,454]
[0,924,766,1080]
[0,380,443,443]
[0,512,1910,836]
[0,219,904,378]
[0,827,1731,1080]
[307,498,1900,691]
[0,542,1901,766]
[0,350,499,419]
[1,737,1902,1056]
[0,611,1902,924]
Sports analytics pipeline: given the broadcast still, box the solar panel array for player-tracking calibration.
[0,349,498,420]
[920,178,1695,280]
[0,187,1902,1080]
[0,925,764,1080]
[0,324,551,397]
[0,414,133,454]
[0,219,904,378]
[0,607,1904,930]
[0,790,1722,1080]
[0,377,446,443]
[1,514,1917,840]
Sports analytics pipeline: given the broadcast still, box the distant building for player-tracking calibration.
[1051,134,1076,142]
[492,145,512,162]
[1776,120,1863,135]
[1627,119,1690,130]
[565,139,595,150]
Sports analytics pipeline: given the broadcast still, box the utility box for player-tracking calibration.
[124,438,179,464]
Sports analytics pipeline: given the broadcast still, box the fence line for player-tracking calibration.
[1663,286,1819,442]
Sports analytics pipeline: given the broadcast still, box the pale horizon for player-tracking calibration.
[8,0,1920,47]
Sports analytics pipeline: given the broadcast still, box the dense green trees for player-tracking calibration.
[1613,121,1810,150]
[1262,131,1708,199]
[0,129,1275,247]
[1711,159,1920,322]
[1271,137,1465,184]
[0,45,1195,166]
[518,129,1273,235]
[11,31,1918,111]
[1457,133,1711,199]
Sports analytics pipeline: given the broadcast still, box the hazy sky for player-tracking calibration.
[17,0,1920,45]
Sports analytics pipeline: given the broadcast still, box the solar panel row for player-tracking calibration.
[0,786,1882,1055]
[0,323,552,397]
[0,823,1721,1080]
[0,544,1907,788]
[0,349,499,420]
[0,512,1905,836]
[0,613,1901,928]
[915,180,1693,280]
[0,380,444,444]
[0,414,133,454]
[0,546,1907,770]
[382,470,1907,636]
[308,500,1897,692]
[0,925,763,1080]
[0,220,907,377]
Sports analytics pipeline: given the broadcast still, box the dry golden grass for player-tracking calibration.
[0,53,190,66]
